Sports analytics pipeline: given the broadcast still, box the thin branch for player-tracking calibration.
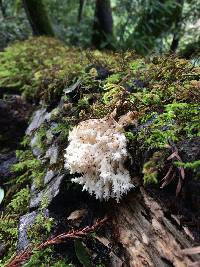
[161,140,185,195]
[6,218,107,267]
[182,246,200,255]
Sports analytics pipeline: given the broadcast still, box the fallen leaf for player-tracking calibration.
[67,209,87,221]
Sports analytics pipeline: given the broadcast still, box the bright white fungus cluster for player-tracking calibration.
[64,117,134,202]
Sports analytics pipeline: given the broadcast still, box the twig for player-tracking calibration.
[6,218,107,267]
[182,246,200,255]
[161,140,185,195]
[182,246,200,267]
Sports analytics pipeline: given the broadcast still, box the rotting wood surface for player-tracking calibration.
[113,188,200,267]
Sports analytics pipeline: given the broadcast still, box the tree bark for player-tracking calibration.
[92,0,113,49]
[0,0,6,17]
[170,36,180,53]
[112,187,200,266]
[78,0,85,22]
[170,0,184,53]
[22,0,54,36]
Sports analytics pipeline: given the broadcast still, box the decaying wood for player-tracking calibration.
[113,188,200,267]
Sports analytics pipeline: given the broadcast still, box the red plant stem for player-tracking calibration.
[6,218,107,267]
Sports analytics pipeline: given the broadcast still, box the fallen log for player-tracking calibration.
[113,187,200,267]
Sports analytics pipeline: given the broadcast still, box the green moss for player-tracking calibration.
[129,59,145,73]
[33,126,47,152]
[7,187,30,214]
[91,103,111,118]
[0,214,18,263]
[10,149,45,190]
[1,39,199,107]
[77,96,90,109]
[24,247,74,267]
[174,160,200,170]
[102,83,122,104]
[143,151,165,184]
[0,37,88,102]
[51,122,71,142]
[125,131,135,141]
[174,160,200,180]
[138,103,200,149]
[105,73,121,84]
[27,213,55,244]
[0,38,61,92]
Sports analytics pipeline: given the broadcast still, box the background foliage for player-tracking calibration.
[0,0,199,56]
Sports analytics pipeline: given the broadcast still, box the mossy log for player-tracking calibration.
[112,187,200,267]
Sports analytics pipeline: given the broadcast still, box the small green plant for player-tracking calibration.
[23,247,74,267]
[0,213,18,265]
[174,160,200,170]
[138,103,200,149]
[11,149,45,190]
[173,160,200,180]
[77,96,90,109]
[27,213,55,244]
[125,131,135,141]
[33,126,47,152]
[102,83,123,104]
[51,122,71,142]
[143,151,165,184]
[74,240,92,267]
[7,187,30,214]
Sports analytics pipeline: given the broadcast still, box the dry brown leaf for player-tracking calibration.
[67,209,87,221]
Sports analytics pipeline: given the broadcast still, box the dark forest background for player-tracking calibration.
[0,0,200,58]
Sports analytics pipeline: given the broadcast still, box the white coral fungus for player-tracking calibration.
[64,117,134,202]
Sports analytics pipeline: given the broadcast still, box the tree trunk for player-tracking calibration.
[78,0,85,22]
[170,36,180,53]
[112,187,200,266]
[22,0,54,36]
[92,0,113,49]
[0,0,6,17]
[170,0,184,53]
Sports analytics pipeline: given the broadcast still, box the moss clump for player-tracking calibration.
[27,213,55,244]
[0,141,46,264]
[51,122,72,142]
[7,187,30,214]
[1,39,199,108]
[174,160,200,170]
[11,149,45,190]
[33,126,48,153]
[0,37,88,102]
[138,103,200,149]
[0,150,30,264]
[143,151,166,184]
[0,38,64,91]
[24,247,74,267]
[0,213,18,264]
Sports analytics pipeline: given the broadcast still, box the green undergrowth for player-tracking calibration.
[0,139,71,266]
[23,247,74,267]
[0,138,52,265]
[0,147,33,264]
[138,103,200,149]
